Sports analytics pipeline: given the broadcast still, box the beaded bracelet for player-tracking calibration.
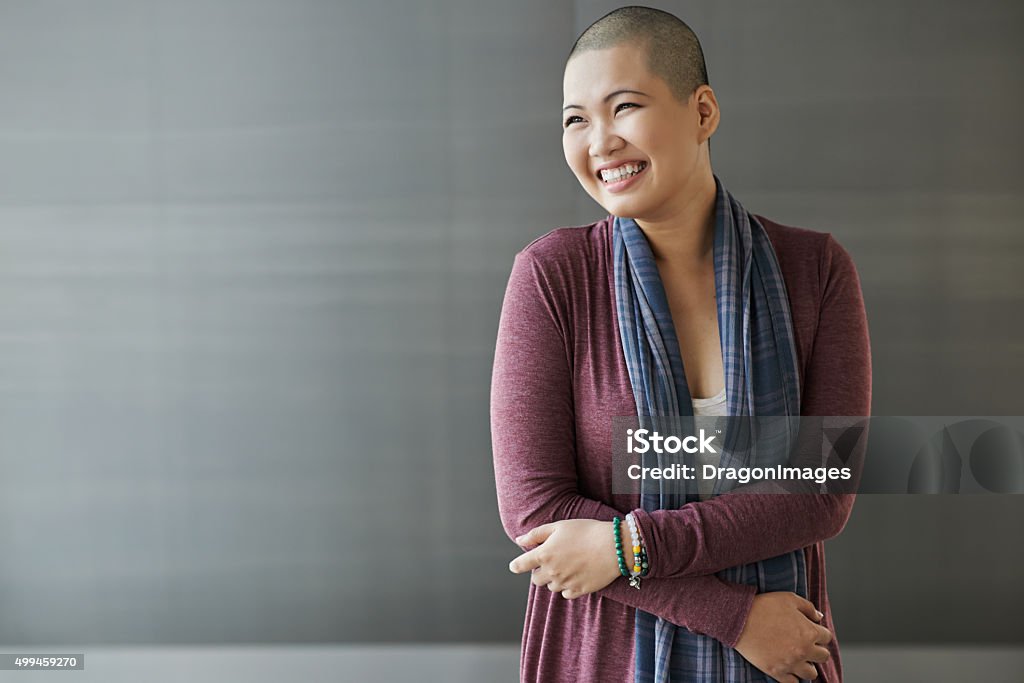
[625,512,648,575]
[625,512,649,588]
[612,517,630,579]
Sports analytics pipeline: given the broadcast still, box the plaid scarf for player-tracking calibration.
[612,175,808,682]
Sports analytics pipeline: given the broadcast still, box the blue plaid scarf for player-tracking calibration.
[613,175,808,682]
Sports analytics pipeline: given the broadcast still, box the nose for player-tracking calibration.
[588,120,623,160]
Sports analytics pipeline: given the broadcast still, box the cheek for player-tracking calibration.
[562,137,590,181]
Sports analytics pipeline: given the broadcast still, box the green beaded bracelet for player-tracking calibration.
[612,516,630,578]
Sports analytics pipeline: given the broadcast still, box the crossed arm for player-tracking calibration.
[490,235,871,647]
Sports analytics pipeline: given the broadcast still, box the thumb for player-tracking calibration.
[515,523,556,548]
[794,596,824,622]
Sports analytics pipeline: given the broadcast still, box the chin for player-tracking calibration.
[600,198,645,219]
[588,184,651,215]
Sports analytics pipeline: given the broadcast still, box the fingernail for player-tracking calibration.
[815,610,824,620]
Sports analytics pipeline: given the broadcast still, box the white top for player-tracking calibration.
[691,386,727,415]
[692,386,726,500]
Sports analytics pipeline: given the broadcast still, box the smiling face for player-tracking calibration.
[561,42,718,221]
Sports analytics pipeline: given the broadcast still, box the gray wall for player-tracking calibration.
[0,0,1021,647]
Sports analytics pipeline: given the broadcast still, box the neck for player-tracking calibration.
[634,167,717,268]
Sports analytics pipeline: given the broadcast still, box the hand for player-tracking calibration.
[507,520,622,599]
[733,592,832,682]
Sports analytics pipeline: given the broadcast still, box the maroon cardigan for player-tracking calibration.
[490,214,872,683]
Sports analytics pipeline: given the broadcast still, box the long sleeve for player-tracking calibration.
[631,233,872,580]
[490,248,756,647]
[491,250,610,534]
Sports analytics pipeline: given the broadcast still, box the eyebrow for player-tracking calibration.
[562,89,650,112]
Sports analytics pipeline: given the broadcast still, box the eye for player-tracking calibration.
[563,102,640,129]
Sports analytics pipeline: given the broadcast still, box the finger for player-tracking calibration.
[508,548,542,574]
[793,595,823,622]
[530,568,551,587]
[794,661,819,680]
[515,523,556,548]
[561,589,577,600]
[546,582,564,593]
[807,645,831,664]
[813,623,834,646]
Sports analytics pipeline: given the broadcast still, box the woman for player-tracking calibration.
[490,7,871,683]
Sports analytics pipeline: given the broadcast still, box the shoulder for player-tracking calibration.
[756,214,845,264]
[755,214,861,301]
[516,216,610,267]
[511,216,612,294]
[501,218,613,343]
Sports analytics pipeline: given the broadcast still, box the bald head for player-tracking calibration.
[566,6,709,105]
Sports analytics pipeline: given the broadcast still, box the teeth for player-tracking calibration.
[600,162,646,182]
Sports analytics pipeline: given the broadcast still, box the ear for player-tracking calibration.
[694,85,720,143]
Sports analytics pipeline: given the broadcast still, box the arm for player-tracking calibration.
[630,233,872,580]
[490,249,756,646]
